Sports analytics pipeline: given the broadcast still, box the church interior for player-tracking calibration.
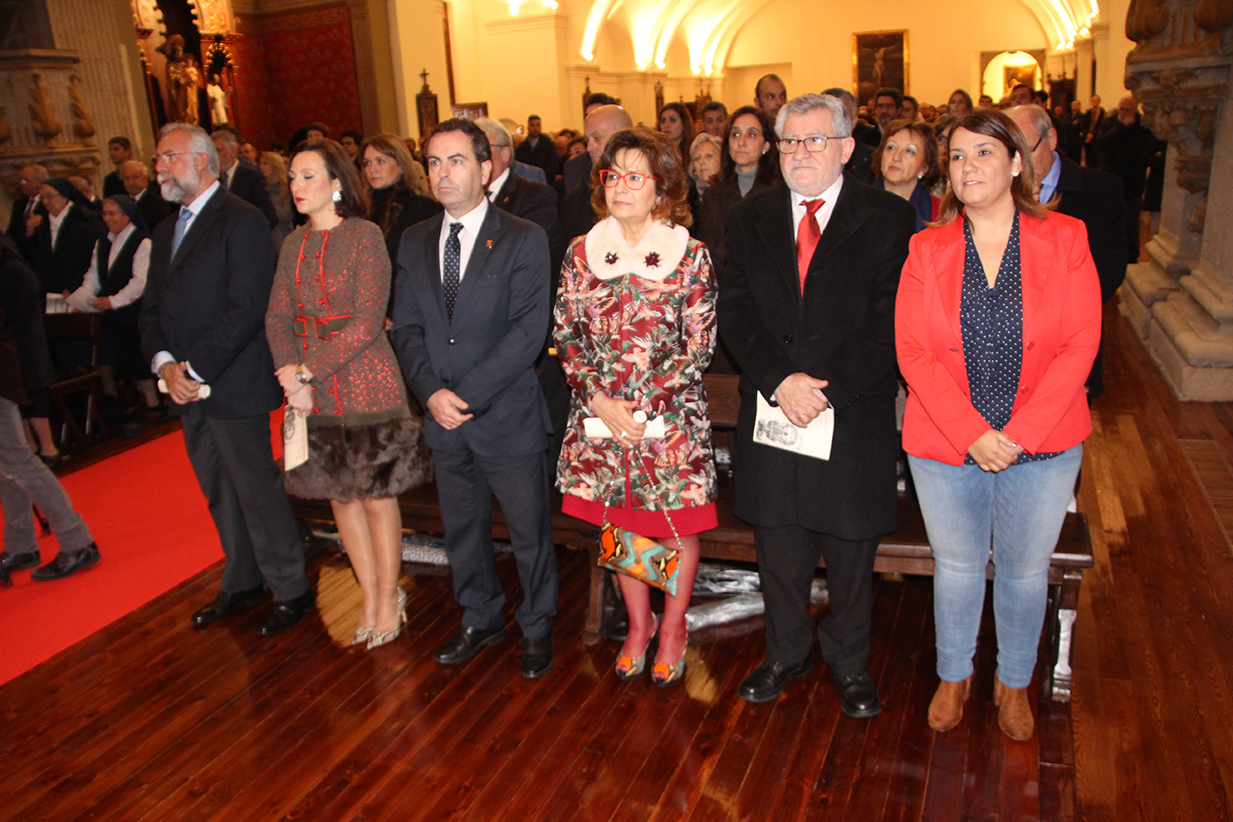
[2,0,1233,819]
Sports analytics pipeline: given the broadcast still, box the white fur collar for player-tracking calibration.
[583,216,689,281]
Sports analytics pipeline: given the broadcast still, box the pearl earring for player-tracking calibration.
[332,189,342,202]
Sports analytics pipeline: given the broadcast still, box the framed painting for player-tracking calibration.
[853,30,908,106]
[1004,65,1037,96]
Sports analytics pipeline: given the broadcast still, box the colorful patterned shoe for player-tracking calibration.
[615,615,659,681]
[653,631,688,689]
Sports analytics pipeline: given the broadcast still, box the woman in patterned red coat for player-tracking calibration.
[555,127,717,688]
[265,140,430,650]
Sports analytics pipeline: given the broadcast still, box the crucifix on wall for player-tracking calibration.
[417,68,439,137]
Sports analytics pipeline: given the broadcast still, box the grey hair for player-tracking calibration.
[775,93,853,140]
[210,128,238,148]
[473,117,512,150]
[160,123,219,176]
[690,133,724,155]
[1010,104,1053,144]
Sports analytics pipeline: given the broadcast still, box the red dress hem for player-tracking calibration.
[562,494,717,538]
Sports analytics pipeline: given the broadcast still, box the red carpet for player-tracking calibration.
[0,412,287,686]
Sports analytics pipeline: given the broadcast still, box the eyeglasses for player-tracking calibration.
[777,135,838,154]
[598,169,657,190]
[1030,131,1047,152]
[155,151,191,164]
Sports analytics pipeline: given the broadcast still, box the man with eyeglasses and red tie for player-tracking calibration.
[717,93,916,715]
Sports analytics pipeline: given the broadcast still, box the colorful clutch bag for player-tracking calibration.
[597,523,681,596]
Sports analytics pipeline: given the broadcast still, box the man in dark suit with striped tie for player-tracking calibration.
[390,118,558,680]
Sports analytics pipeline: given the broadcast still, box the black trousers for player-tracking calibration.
[432,446,558,638]
[180,408,309,601]
[754,524,879,678]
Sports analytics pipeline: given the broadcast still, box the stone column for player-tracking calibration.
[1119,0,1233,399]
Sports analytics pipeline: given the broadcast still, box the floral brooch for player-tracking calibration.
[605,251,619,265]
[644,252,660,268]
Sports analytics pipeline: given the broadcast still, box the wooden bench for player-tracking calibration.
[289,373,1093,702]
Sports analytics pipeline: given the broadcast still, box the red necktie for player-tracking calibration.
[796,198,824,295]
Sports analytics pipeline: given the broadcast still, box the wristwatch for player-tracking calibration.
[295,364,310,384]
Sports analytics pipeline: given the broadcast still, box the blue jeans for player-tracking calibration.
[908,445,1082,688]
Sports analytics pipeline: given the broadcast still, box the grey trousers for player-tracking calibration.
[0,397,94,555]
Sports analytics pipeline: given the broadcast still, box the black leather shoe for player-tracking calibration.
[738,656,814,703]
[257,591,315,636]
[191,585,265,628]
[434,625,507,665]
[0,550,40,572]
[521,635,554,679]
[834,671,881,718]
[30,543,99,581]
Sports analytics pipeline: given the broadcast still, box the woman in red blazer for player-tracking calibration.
[896,110,1100,741]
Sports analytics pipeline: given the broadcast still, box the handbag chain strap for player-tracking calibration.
[600,442,682,547]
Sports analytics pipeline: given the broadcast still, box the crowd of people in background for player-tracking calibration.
[0,71,1163,741]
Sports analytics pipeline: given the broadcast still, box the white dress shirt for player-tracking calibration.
[151,181,221,380]
[48,202,72,250]
[487,168,511,202]
[437,197,490,283]
[790,174,844,243]
[68,223,151,311]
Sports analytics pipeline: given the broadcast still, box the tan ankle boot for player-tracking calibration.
[927,676,972,732]
[993,674,1034,741]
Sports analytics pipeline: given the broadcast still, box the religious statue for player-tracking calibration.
[207,73,229,126]
[160,35,201,125]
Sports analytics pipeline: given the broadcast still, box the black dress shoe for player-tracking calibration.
[0,550,40,572]
[257,591,315,636]
[521,635,554,679]
[30,543,99,581]
[834,671,881,718]
[738,656,814,703]
[434,625,507,665]
[191,585,265,628]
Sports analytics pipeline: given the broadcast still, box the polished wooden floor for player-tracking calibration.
[3,301,1232,822]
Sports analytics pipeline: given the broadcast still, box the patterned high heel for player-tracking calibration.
[367,587,408,650]
[615,615,660,681]
[353,625,375,646]
[652,629,688,689]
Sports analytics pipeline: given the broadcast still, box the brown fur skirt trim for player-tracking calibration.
[284,414,433,502]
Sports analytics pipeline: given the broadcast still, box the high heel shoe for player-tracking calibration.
[615,615,660,681]
[353,625,375,646]
[652,629,688,689]
[367,587,408,650]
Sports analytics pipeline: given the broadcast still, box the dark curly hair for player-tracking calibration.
[591,127,692,228]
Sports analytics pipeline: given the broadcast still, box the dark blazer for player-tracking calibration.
[0,239,55,396]
[492,172,558,236]
[29,204,106,295]
[717,176,916,539]
[6,195,45,250]
[102,170,125,198]
[139,186,283,418]
[135,182,174,230]
[562,152,591,193]
[514,136,559,180]
[222,162,278,229]
[550,183,595,287]
[845,140,876,186]
[1053,154,1128,303]
[695,176,774,277]
[389,204,553,457]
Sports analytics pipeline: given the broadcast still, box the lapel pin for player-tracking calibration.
[486,239,493,248]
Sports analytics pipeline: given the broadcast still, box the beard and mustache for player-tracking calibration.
[158,165,200,204]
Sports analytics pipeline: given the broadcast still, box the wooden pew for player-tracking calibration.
[289,372,1093,702]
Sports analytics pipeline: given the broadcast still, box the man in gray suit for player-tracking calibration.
[390,118,557,679]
